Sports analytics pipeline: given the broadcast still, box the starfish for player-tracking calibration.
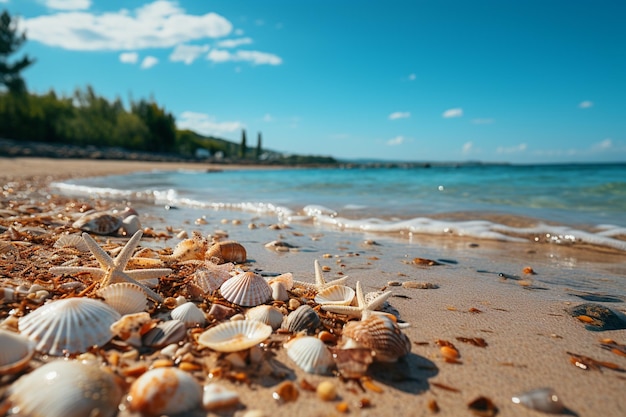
[50,230,170,302]
[293,259,349,292]
[321,281,392,320]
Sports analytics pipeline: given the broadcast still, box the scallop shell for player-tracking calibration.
[220,271,272,307]
[72,212,123,235]
[197,320,272,352]
[284,336,335,374]
[171,302,206,327]
[271,281,290,302]
[0,329,35,374]
[141,319,186,348]
[8,360,123,417]
[206,241,247,264]
[18,298,121,355]
[53,234,89,252]
[192,263,234,293]
[128,367,202,416]
[512,387,565,413]
[314,284,356,306]
[267,272,294,290]
[281,304,321,334]
[96,282,148,315]
[245,305,285,330]
[341,314,411,362]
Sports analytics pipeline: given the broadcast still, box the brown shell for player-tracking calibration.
[206,241,247,264]
[341,315,411,362]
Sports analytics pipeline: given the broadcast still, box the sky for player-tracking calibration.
[4,0,626,163]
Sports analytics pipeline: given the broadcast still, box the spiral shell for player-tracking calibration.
[72,212,123,235]
[341,314,411,362]
[245,305,285,330]
[197,320,272,353]
[0,329,34,374]
[284,336,335,374]
[96,282,148,315]
[206,241,247,264]
[171,302,206,327]
[220,271,272,307]
[18,298,121,355]
[281,305,321,334]
[314,284,355,306]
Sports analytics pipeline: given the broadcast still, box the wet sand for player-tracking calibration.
[1,157,625,417]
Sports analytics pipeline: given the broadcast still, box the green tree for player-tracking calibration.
[256,132,262,160]
[0,10,35,94]
[239,129,247,159]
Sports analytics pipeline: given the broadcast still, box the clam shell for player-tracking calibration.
[245,305,285,330]
[142,319,186,348]
[512,387,565,413]
[220,271,272,307]
[267,272,294,291]
[271,281,290,301]
[314,284,355,306]
[128,367,202,416]
[206,241,247,264]
[0,329,35,374]
[8,360,122,417]
[96,282,148,315]
[341,314,411,362]
[284,336,335,374]
[171,302,206,327]
[73,212,122,235]
[18,298,121,355]
[281,304,321,334]
[197,320,272,352]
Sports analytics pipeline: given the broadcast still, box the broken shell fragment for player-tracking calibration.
[512,388,565,414]
[0,329,35,374]
[332,347,375,379]
[110,312,153,347]
[197,320,272,353]
[220,271,272,307]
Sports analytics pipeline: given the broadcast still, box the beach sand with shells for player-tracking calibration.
[1,156,626,417]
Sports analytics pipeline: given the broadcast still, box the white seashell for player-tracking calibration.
[73,212,123,235]
[0,329,35,374]
[110,312,152,347]
[341,314,411,362]
[281,304,321,334]
[512,387,565,414]
[171,302,206,327]
[142,319,186,348]
[284,336,335,374]
[203,383,240,411]
[271,281,289,301]
[267,272,294,290]
[96,282,148,315]
[18,298,121,355]
[197,320,272,353]
[120,214,142,236]
[53,234,89,252]
[245,305,285,330]
[314,284,355,306]
[220,271,272,307]
[128,367,202,416]
[8,360,122,417]
[192,263,234,293]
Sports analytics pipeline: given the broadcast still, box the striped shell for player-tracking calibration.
[245,305,285,330]
[96,282,148,315]
[141,319,186,348]
[220,271,272,307]
[197,320,272,352]
[206,241,247,264]
[72,212,123,235]
[0,329,35,374]
[8,360,122,417]
[171,302,206,327]
[341,314,411,362]
[18,298,121,355]
[281,304,321,334]
[284,336,335,374]
[128,367,202,416]
[314,284,356,306]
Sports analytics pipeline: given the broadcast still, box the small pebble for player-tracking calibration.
[317,381,337,401]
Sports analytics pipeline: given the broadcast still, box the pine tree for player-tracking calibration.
[256,132,262,160]
[0,10,35,94]
[239,129,247,159]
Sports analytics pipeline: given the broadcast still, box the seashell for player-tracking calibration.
[245,305,285,330]
[73,212,123,235]
[162,232,208,262]
[53,234,89,252]
[332,347,375,379]
[0,329,35,374]
[8,360,123,417]
[208,303,238,321]
[206,241,247,264]
[284,336,335,374]
[512,387,565,414]
[314,284,355,306]
[18,298,121,355]
[281,305,321,334]
[96,282,148,315]
[127,367,202,416]
[341,314,411,362]
[120,214,142,236]
[110,312,153,347]
[267,272,294,290]
[271,281,290,301]
[203,383,240,411]
[197,320,272,353]
[142,319,186,348]
[171,302,206,327]
[220,271,272,307]
[192,262,234,293]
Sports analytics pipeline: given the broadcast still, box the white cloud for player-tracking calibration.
[578,100,593,109]
[217,37,253,48]
[497,143,527,154]
[22,1,232,50]
[119,51,138,64]
[442,108,463,118]
[169,44,210,64]
[140,56,158,69]
[207,49,232,63]
[471,118,494,125]
[462,141,473,154]
[592,138,612,151]
[387,136,405,146]
[207,49,282,66]
[408,73,416,81]
[44,0,91,10]
[178,111,244,136]
[388,111,410,120]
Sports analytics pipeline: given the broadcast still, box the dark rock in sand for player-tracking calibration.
[567,303,626,331]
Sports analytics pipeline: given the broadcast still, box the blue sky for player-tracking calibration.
[4,0,625,163]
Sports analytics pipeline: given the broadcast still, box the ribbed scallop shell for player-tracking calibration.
[8,360,122,417]
[18,298,121,355]
[128,367,202,416]
[219,271,272,307]
[73,212,122,235]
[281,305,321,334]
[0,329,35,374]
[96,282,148,315]
[314,284,355,306]
[284,336,335,374]
[53,234,89,252]
[197,320,272,352]
[341,314,411,362]
[191,263,233,293]
[206,241,247,264]
[245,305,285,330]
[171,302,206,327]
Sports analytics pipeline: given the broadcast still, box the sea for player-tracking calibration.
[51,162,626,252]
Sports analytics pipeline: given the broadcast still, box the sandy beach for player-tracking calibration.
[1,157,625,417]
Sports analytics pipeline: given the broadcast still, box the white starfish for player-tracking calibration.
[293,259,349,291]
[50,230,170,302]
[321,281,392,319]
